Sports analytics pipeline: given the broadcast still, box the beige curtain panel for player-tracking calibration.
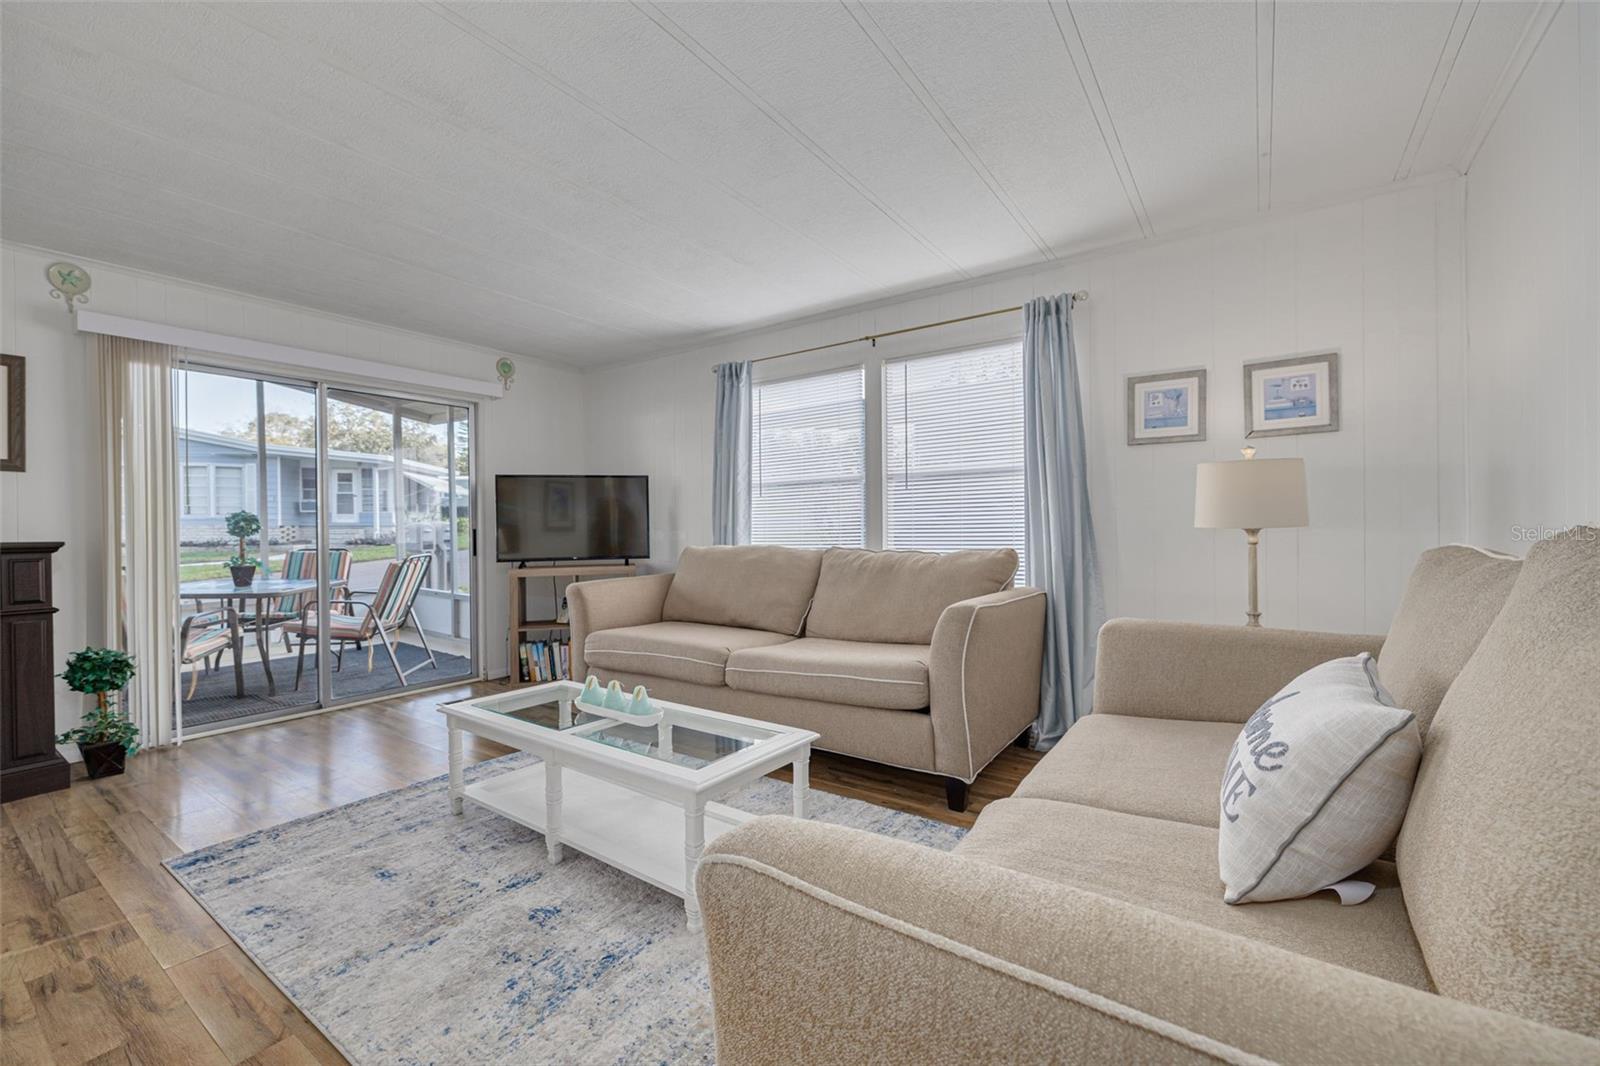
[97,334,179,748]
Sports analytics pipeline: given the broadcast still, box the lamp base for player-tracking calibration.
[1244,528,1262,627]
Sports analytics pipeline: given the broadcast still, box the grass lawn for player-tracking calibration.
[178,543,400,581]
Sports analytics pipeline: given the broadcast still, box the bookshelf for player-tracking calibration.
[506,563,635,683]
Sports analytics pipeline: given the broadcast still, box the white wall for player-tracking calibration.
[0,241,587,733]
[585,179,1470,636]
[1462,2,1600,550]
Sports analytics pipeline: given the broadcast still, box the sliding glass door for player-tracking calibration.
[324,387,474,705]
[174,361,475,733]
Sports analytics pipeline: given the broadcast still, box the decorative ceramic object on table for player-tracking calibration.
[576,675,663,727]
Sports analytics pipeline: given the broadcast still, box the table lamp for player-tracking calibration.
[1194,448,1308,626]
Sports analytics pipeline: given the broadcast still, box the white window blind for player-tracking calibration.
[213,465,246,514]
[183,465,209,516]
[883,340,1027,577]
[751,366,866,549]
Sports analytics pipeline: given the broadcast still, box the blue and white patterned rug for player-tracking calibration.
[165,752,964,1065]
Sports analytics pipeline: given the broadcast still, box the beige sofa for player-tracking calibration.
[698,529,1600,1064]
[567,545,1046,810]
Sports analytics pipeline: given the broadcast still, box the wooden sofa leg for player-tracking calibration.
[944,777,969,813]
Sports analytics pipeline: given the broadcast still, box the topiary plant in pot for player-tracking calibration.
[225,509,263,586]
[56,646,139,779]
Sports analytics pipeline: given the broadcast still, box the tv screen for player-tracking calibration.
[495,475,649,563]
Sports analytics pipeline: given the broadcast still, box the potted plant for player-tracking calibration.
[55,647,139,779]
[226,509,263,586]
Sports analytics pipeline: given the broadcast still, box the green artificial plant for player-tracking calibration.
[55,646,140,754]
[225,509,264,568]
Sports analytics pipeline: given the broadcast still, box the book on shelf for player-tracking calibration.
[518,636,573,683]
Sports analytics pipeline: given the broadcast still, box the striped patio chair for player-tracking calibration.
[180,608,242,699]
[233,547,354,649]
[284,553,438,689]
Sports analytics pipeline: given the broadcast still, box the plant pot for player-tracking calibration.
[229,564,256,587]
[78,741,127,779]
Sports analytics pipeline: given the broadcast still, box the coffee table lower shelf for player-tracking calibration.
[463,763,753,903]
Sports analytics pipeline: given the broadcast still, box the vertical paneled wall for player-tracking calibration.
[1463,2,1600,550]
[584,180,1469,636]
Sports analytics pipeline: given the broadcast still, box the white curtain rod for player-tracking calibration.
[74,309,504,399]
[718,291,1088,371]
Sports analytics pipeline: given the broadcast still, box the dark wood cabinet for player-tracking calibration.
[2,541,70,802]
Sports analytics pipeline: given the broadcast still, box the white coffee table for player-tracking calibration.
[438,681,818,931]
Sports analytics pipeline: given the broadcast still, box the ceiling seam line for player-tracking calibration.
[0,138,675,339]
[1396,0,1479,181]
[422,2,881,290]
[193,2,832,292]
[1048,1,1154,239]
[839,0,1056,261]
[630,0,971,278]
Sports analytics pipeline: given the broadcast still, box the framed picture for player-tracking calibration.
[1127,368,1206,445]
[1244,351,1339,438]
[543,478,576,531]
[1,354,23,473]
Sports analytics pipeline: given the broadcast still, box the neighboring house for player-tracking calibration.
[177,429,467,547]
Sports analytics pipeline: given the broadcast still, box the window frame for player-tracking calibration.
[747,331,1027,559]
[333,469,358,519]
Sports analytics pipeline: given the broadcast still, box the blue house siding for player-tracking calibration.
[177,430,464,548]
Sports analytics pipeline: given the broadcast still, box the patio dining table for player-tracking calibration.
[180,577,318,697]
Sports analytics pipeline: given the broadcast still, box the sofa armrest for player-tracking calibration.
[698,818,1598,1066]
[1094,618,1385,724]
[929,587,1046,781]
[566,572,674,679]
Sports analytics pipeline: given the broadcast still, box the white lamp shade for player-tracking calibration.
[1194,458,1309,530]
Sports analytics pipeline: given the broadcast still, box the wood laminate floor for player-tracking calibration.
[1,679,1041,1065]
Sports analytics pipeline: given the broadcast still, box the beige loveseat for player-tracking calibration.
[698,529,1600,1064]
[567,545,1046,810]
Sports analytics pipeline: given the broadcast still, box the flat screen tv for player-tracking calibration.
[495,475,649,563]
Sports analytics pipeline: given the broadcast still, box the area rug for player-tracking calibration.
[165,752,964,1065]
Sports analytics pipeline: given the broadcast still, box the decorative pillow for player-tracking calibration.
[1218,653,1421,904]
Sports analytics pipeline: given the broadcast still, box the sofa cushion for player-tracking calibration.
[1397,527,1600,1037]
[1378,544,1521,734]
[662,545,823,636]
[805,548,1017,644]
[583,622,794,687]
[1015,715,1240,828]
[957,797,1430,991]
[725,638,930,711]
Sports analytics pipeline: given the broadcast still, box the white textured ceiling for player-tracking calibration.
[0,2,1541,366]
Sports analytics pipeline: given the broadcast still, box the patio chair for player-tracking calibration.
[180,607,242,699]
[230,547,351,649]
[284,553,438,690]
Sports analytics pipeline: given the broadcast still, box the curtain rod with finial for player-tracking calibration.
[719,290,1088,370]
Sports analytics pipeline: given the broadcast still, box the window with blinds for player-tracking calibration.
[883,340,1027,577]
[751,366,866,550]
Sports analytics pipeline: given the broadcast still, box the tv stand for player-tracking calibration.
[506,562,636,684]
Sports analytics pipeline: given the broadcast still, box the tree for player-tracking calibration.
[222,409,449,466]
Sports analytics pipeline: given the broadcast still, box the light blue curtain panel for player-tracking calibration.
[1023,294,1104,747]
[711,360,753,545]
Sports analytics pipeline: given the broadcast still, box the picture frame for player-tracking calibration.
[543,478,576,531]
[1244,351,1340,438]
[1,354,23,473]
[1127,368,1206,445]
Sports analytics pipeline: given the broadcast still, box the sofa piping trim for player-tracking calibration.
[583,648,726,670]
[957,590,1047,780]
[701,852,1272,1066]
[725,667,925,686]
